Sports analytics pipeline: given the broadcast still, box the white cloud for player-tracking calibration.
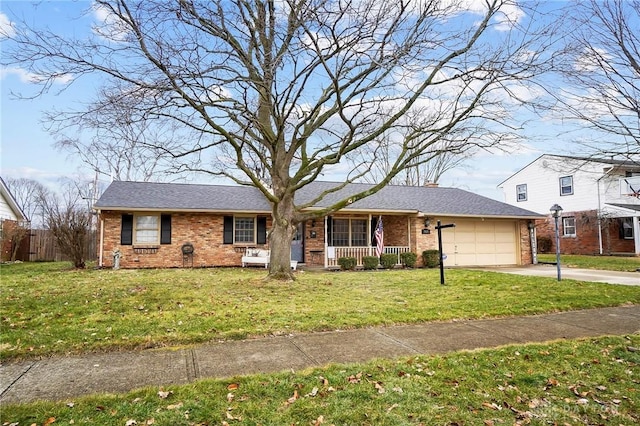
[0,12,16,38]
[0,66,73,85]
[92,1,130,42]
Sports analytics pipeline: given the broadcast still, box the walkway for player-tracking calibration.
[1,305,639,404]
[478,264,639,286]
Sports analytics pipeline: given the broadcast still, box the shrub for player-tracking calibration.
[422,249,440,268]
[380,253,397,269]
[537,236,552,253]
[362,256,379,270]
[337,256,356,270]
[400,252,417,268]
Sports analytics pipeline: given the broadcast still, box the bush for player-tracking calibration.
[422,249,440,268]
[362,256,379,270]
[400,252,417,268]
[337,256,356,270]
[380,253,397,269]
[537,236,552,253]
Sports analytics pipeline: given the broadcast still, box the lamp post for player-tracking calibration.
[550,204,563,281]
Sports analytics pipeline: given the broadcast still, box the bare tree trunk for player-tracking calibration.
[268,192,297,280]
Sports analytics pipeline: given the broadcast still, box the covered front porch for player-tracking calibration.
[301,213,430,269]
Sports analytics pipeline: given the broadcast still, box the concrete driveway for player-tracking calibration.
[479,264,640,286]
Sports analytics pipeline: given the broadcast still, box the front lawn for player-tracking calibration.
[2,262,638,361]
[2,335,638,425]
[537,254,640,272]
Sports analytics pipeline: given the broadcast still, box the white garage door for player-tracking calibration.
[440,219,519,266]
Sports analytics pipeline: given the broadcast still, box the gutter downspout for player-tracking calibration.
[98,212,104,267]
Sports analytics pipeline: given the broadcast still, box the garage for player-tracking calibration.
[440,219,519,266]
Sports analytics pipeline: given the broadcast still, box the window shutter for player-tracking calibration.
[160,214,171,244]
[223,216,234,244]
[371,217,378,246]
[121,214,133,245]
[257,216,267,244]
[327,216,333,246]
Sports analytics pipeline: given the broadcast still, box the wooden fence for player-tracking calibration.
[28,229,97,262]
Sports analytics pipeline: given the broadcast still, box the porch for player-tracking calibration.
[325,245,411,268]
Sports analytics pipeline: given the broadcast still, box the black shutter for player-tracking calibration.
[371,217,378,246]
[160,214,171,244]
[257,216,267,244]
[326,216,333,246]
[121,214,133,245]
[223,216,234,244]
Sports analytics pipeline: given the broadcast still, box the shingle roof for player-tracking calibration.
[95,180,543,219]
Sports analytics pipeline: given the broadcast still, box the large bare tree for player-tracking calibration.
[551,0,640,163]
[3,0,552,278]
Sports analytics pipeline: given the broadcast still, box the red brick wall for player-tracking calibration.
[99,211,270,268]
[535,209,635,255]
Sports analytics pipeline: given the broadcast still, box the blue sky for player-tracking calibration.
[1,1,588,201]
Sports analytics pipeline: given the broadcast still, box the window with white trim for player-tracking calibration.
[330,218,368,247]
[234,216,256,244]
[516,184,527,202]
[559,176,573,196]
[135,215,159,244]
[562,216,576,237]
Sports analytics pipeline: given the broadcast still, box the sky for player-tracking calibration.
[0,1,596,202]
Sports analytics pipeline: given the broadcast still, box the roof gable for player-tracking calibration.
[0,176,27,221]
[96,180,542,219]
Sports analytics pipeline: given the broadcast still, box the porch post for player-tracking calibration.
[634,216,640,256]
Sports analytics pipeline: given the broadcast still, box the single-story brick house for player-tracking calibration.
[94,180,543,269]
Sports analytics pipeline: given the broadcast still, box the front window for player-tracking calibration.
[135,215,159,244]
[234,216,255,243]
[620,217,634,239]
[516,184,527,202]
[562,216,576,237]
[331,218,368,246]
[559,176,573,196]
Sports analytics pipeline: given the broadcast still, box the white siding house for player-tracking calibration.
[498,155,640,256]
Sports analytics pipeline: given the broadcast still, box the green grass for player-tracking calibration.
[538,254,640,272]
[2,262,639,361]
[2,335,638,425]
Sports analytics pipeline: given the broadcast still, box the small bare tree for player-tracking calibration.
[40,181,93,269]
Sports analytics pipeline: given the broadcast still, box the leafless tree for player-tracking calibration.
[352,134,472,186]
[551,0,640,163]
[5,177,48,228]
[3,0,554,278]
[39,180,93,269]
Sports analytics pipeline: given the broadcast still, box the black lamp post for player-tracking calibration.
[550,203,563,281]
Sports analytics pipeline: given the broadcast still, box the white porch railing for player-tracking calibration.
[326,246,411,268]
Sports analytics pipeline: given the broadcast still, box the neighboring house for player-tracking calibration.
[498,154,640,256]
[94,180,543,269]
[0,176,28,261]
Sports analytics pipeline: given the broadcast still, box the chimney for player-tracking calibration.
[424,182,439,188]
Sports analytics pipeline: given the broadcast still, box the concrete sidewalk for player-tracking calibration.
[479,264,640,286]
[1,305,639,405]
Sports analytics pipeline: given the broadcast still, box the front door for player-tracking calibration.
[291,222,304,262]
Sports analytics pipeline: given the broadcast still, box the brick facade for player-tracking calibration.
[98,211,535,268]
[100,211,271,268]
[535,209,635,255]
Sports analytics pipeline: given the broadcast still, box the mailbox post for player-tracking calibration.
[435,220,455,285]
